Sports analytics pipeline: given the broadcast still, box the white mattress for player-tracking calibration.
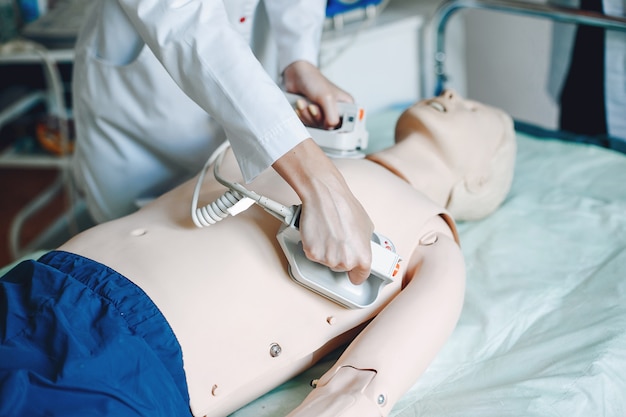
[230,114,626,416]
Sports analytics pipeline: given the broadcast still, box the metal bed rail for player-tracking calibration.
[430,0,626,95]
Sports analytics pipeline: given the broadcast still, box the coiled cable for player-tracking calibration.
[191,141,296,228]
[194,188,248,227]
[191,141,244,227]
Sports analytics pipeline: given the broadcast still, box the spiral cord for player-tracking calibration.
[191,141,296,228]
[193,189,246,227]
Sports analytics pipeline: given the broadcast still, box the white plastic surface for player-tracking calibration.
[276,219,398,309]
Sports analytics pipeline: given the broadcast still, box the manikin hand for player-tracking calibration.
[273,138,374,285]
[283,60,354,130]
[285,367,382,417]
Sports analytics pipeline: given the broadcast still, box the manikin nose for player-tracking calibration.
[441,89,457,101]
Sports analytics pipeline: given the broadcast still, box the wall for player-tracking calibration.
[319,5,424,113]
[257,0,562,123]
[459,2,560,129]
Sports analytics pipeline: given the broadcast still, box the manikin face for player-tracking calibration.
[395,89,511,166]
[388,89,516,221]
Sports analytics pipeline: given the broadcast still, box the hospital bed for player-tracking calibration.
[2,0,626,415]
[230,1,626,415]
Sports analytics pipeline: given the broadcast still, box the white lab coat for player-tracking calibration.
[72,0,325,223]
[548,0,626,141]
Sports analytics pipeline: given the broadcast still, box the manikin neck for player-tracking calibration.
[366,135,457,208]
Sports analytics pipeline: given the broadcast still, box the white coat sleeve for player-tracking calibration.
[116,0,311,181]
[262,0,326,73]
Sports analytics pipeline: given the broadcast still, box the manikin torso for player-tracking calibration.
[60,90,515,417]
[60,150,456,417]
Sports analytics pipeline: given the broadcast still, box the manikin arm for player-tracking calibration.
[286,216,466,417]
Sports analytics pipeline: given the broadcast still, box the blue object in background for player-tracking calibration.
[17,0,44,23]
[326,0,383,18]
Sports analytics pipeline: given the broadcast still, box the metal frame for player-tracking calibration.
[0,47,78,259]
[430,0,626,95]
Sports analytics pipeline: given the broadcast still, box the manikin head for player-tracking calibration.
[369,89,516,221]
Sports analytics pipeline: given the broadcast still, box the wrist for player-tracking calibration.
[272,138,347,203]
[282,60,317,94]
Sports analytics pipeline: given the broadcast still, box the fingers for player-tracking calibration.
[304,243,372,286]
[294,96,346,131]
[295,98,324,128]
[317,95,340,130]
[319,90,354,130]
[283,61,353,130]
[348,263,372,286]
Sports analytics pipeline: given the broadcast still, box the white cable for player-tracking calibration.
[191,140,239,227]
[211,149,297,224]
[191,142,297,228]
[194,188,252,227]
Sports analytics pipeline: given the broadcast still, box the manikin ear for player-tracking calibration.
[446,115,517,221]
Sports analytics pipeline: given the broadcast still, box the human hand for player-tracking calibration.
[273,139,373,285]
[283,60,354,130]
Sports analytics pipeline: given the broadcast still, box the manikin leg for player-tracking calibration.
[286,216,466,417]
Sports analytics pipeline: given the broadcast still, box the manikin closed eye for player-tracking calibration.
[427,101,447,112]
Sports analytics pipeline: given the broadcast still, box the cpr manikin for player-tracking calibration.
[58,91,516,417]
